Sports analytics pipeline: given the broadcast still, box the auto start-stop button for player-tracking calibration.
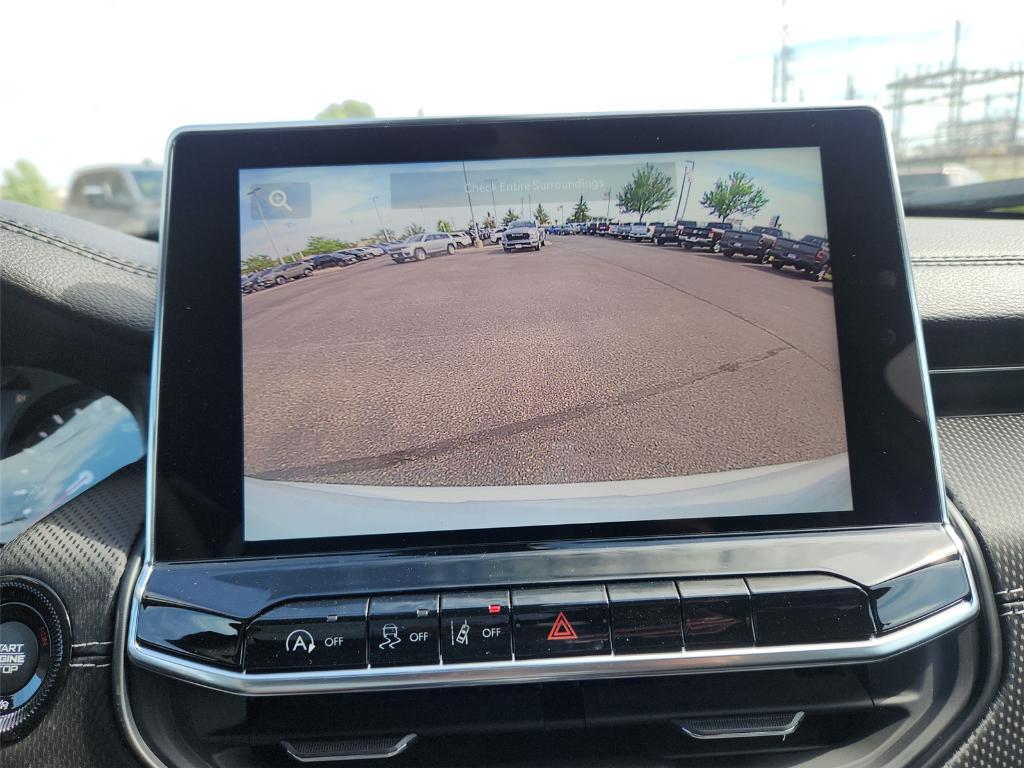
[0,622,39,695]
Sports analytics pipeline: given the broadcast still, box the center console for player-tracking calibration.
[124,108,979,766]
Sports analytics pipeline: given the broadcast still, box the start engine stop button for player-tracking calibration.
[0,621,39,696]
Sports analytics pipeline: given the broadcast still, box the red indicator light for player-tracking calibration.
[487,604,501,614]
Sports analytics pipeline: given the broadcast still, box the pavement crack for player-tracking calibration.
[253,345,789,481]
[584,253,835,373]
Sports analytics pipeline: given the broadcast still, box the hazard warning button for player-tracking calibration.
[511,586,610,659]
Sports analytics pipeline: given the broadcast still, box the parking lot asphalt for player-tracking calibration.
[243,236,847,486]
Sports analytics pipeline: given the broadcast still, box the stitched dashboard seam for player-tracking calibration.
[0,217,158,279]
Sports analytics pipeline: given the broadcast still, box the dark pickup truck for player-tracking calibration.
[680,221,734,251]
[652,220,695,245]
[720,226,790,262]
[767,234,830,278]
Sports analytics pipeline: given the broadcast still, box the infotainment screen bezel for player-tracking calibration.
[151,107,944,562]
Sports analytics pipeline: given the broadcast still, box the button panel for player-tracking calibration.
[246,599,367,671]
[440,590,512,663]
[512,585,610,659]
[608,581,683,654]
[368,594,440,667]
[677,578,754,649]
[235,574,883,673]
[747,575,875,645]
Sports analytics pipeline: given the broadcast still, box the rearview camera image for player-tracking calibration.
[240,148,851,541]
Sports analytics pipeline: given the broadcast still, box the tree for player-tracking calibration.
[1,159,57,209]
[615,163,675,222]
[315,100,375,120]
[401,222,426,239]
[372,227,395,242]
[534,204,551,225]
[699,171,769,222]
[436,219,453,233]
[569,195,590,223]
[242,255,276,273]
[501,208,520,226]
[482,213,496,229]
[305,235,353,254]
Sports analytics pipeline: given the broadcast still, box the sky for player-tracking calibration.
[3,0,1023,188]
[239,148,828,258]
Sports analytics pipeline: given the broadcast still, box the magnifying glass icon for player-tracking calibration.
[267,189,293,212]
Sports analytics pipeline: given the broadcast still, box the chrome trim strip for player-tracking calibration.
[126,593,976,696]
[675,711,804,740]
[931,364,1024,375]
[281,734,417,763]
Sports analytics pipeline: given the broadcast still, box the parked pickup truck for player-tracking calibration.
[503,220,546,252]
[628,222,652,240]
[652,220,695,245]
[767,234,830,278]
[720,226,790,262]
[680,221,734,251]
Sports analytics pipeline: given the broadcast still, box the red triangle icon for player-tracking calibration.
[547,611,578,641]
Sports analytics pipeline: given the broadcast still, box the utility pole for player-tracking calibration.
[604,189,612,219]
[247,187,284,263]
[370,195,392,241]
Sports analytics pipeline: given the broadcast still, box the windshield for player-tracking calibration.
[0,1,1021,226]
[511,220,535,228]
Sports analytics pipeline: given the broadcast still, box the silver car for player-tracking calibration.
[391,232,457,263]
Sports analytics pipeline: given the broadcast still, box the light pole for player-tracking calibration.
[370,195,393,241]
[604,190,612,220]
[247,186,284,263]
[673,160,695,222]
[461,162,479,239]
[484,178,498,227]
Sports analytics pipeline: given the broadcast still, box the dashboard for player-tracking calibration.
[1,109,1022,768]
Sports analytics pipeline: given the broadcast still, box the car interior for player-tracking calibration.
[1,8,1024,767]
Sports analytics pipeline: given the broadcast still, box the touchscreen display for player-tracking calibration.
[239,148,851,542]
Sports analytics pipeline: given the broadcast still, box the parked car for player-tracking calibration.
[240,274,263,294]
[502,220,546,252]
[585,222,599,235]
[391,232,457,263]
[64,163,163,240]
[720,226,791,262]
[449,230,474,247]
[652,220,695,245]
[767,234,830,278]
[346,247,376,260]
[490,227,508,244]
[596,221,614,236]
[262,261,314,285]
[680,221,734,251]
[311,251,357,269]
[614,223,632,238]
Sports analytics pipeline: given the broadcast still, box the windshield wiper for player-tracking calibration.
[902,178,1024,218]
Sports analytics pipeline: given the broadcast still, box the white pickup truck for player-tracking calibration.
[502,220,546,252]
